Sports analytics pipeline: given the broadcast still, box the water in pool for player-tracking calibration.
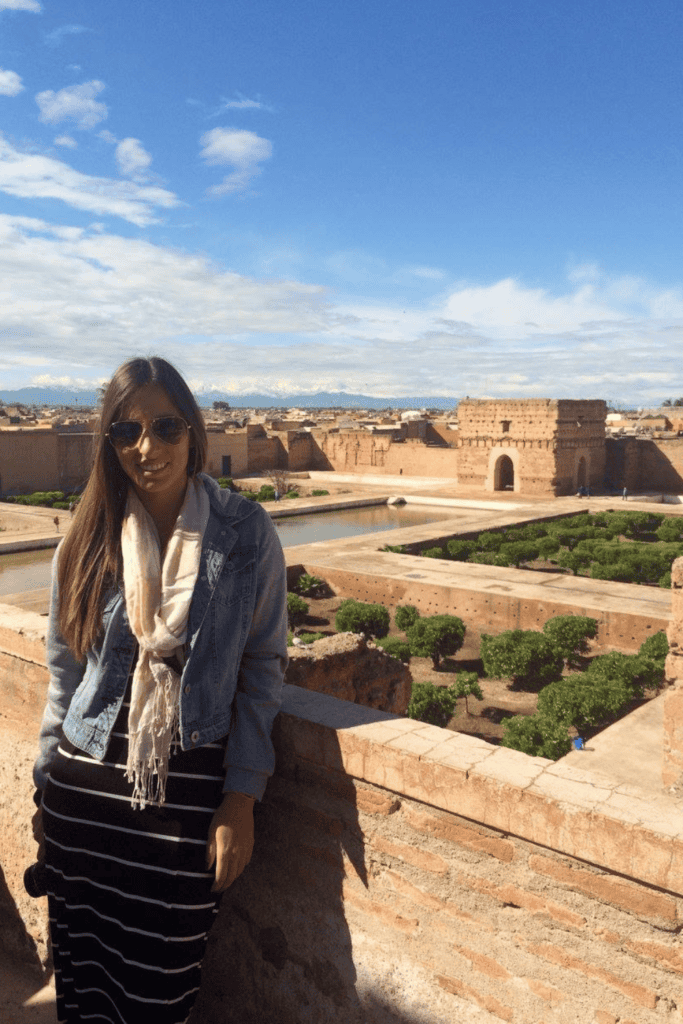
[0,503,449,594]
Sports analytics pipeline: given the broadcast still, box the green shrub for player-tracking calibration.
[451,671,484,713]
[375,637,411,662]
[406,682,459,727]
[298,631,325,644]
[256,484,276,502]
[287,592,309,628]
[497,540,540,566]
[537,673,635,732]
[656,518,683,543]
[421,546,445,559]
[518,523,548,540]
[241,490,258,501]
[660,571,672,588]
[639,631,669,663]
[395,604,420,631]
[480,630,563,691]
[406,614,466,669]
[217,476,234,489]
[446,539,474,561]
[587,651,662,697]
[311,489,329,496]
[335,599,390,638]
[284,490,300,499]
[382,543,406,553]
[467,552,498,565]
[542,615,598,667]
[557,549,592,575]
[53,502,70,510]
[500,713,572,760]
[537,536,561,558]
[291,573,326,596]
[476,531,504,551]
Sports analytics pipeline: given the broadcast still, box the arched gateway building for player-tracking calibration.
[456,398,607,496]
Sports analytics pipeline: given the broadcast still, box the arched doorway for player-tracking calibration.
[577,457,587,490]
[495,455,515,491]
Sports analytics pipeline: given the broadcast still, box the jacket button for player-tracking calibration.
[191,731,200,744]
[184,684,191,694]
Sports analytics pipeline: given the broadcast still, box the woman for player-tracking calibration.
[32,356,288,1024]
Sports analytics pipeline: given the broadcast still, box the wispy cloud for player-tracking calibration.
[115,138,152,178]
[54,135,77,149]
[0,68,23,96]
[217,94,273,113]
[0,215,681,402]
[36,80,107,130]
[0,0,41,10]
[199,127,272,195]
[44,24,90,47]
[0,136,179,225]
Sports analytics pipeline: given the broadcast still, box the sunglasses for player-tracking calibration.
[107,416,190,449]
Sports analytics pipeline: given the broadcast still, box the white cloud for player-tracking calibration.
[54,135,77,148]
[36,80,107,130]
[98,129,117,144]
[0,68,23,96]
[0,136,179,225]
[0,218,681,404]
[0,0,41,9]
[218,96,271,112]
[199,127,272,195]
[44,24,89,47]
[116,137,152,178]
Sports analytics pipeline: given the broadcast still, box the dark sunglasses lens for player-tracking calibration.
[109,421,142,447]
[153,417,187,444]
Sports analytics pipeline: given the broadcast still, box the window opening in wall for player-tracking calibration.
[222,455,231,475]
[494,454,514,491]
[501,420,511,433]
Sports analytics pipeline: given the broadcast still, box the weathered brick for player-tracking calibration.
[452,944,511,981]
[593,1012,618,1024]
[381,868,443,911]
[276,797,343,837]
[529,853,678,924]
[355,787,401,816]
[626,936,683,974]
[369,832,449,875]
[524,978,566,1004]
[342,881,419,935]
[436,974,514,1022]
[403,805,515,863]
[522,940,657,1009]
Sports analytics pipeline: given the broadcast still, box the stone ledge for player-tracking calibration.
[278,684,683,896]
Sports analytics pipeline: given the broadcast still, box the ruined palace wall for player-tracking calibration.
[637,438,683,493]
[205,431,249,478]
[246,432,286,473]
[311,432,459,478]
[0,431,60,494]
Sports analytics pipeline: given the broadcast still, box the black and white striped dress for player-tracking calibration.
[42,679,226,1024]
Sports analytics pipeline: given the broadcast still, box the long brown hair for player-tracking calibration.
[58,356,208,659]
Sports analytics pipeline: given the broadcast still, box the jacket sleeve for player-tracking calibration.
[222,506,288,800]
[33,546,87,792]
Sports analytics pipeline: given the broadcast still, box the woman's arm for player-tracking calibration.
[209,507,288,888]
[221,506,289,801]
[33,546,87,793]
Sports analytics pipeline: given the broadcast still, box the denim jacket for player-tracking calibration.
[34,474,288,801]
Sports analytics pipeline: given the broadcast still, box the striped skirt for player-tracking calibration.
[42,696,227,1024]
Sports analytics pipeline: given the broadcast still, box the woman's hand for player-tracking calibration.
[206,791,255,892]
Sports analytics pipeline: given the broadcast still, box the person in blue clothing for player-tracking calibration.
[31,356,288,1024]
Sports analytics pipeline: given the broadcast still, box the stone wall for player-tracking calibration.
[0,431,61,494]
[205,431,249,478]
[312,431,459,479]
[663,556,683,788]
[3,607,683,1022]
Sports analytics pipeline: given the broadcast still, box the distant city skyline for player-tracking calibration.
[1,0,682,404]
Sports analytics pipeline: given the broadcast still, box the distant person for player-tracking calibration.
[53,515,59,533]
[30,356,288,1024]
[622,486,628,500]
[274,487,280,501]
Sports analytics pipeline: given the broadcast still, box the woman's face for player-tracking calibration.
[112,384,191,508]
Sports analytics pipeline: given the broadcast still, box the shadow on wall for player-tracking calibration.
[191,724,454,1024]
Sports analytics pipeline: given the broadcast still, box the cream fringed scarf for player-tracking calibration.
[121,479,210,809]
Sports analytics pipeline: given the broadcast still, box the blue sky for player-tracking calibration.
[1,0,682,402]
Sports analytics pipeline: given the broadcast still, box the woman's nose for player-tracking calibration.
[136,427,158,456]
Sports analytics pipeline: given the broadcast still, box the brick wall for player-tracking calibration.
[0,431,60,494]
[205,431,248,478]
